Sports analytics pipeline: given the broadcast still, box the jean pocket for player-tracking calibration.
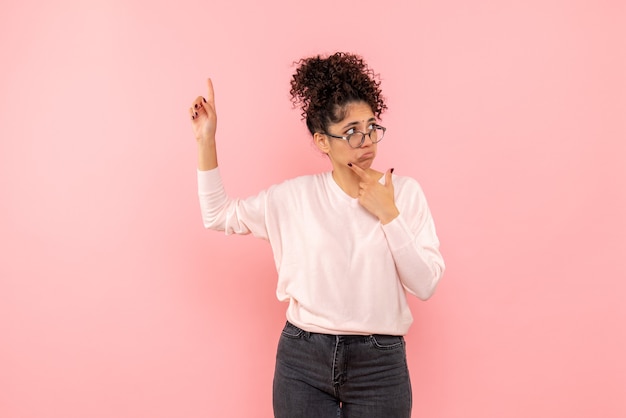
[281,322,305,339]
[369,335,405,351]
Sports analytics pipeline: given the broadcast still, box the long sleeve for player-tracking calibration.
[197,168,270,239]
[381,178,445,300]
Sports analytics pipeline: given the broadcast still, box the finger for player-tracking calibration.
[385,168,394,187]
[193,97,208,118]
[200,97,213,117]
[206,78,215,105]
[189,107,197,120]
[200,84,215,116]
[192,96,205,112]
[347,162,369,180]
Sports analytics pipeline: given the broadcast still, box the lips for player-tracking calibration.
[358,152,375,160]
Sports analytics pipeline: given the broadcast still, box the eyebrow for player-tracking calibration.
[341,117,377,130]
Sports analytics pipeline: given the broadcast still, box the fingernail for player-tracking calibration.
[203,97,207,103]
[391,168,395,174]
[195,111,198,117]
[194,104,198,109]
[347,163,353,167]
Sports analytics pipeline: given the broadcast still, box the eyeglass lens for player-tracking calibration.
[348,127,385,148]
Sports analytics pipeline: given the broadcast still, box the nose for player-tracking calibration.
[361,131,376,147]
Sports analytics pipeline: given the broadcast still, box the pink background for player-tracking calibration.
[1,0,625,417]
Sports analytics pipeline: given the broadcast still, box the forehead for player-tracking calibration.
[333,101,375,125]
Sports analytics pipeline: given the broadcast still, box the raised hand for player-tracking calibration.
[190,78,218,170]
[190,78,217,146]
[348,164,399,225]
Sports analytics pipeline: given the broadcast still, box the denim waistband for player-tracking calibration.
[285,321,402,342]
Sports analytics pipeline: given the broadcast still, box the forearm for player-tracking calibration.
[392,243,444,300]
[198,139,218,171]
[382,215,445,300]
[198,168,229,231]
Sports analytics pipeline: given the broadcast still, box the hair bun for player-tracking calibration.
[290,52,386,135]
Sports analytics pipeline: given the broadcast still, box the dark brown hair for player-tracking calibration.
[290,52,387,135]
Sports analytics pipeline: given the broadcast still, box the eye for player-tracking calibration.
[345,128,356,135]
[368,123,378,130]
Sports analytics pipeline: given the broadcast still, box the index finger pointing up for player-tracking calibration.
[206,78,215,104]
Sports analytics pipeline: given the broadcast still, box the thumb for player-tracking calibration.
[385,168,395,187]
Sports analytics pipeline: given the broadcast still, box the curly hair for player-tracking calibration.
[290,52,387,135]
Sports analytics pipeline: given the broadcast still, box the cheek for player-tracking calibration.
[330,147,353,161]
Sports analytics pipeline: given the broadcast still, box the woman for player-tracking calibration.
[189,52,444,418]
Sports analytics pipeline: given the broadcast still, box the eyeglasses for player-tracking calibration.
[323,125,386,148]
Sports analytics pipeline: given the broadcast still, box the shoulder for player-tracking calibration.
[391,174,430,209]
[268,172,328,196]
[392,174,425,195]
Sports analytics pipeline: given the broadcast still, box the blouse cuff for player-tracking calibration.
[381,215,414,251]
[197,167,223,193]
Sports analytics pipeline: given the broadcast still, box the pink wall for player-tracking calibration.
[1,0,625,417]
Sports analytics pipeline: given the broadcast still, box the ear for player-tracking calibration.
[313,132,330,154]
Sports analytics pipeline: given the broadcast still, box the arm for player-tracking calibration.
[191,79,270,239]
[380,178,445,300]
[197,168,270,238]
[382,204,445,301]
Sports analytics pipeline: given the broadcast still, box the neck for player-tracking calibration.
[331,166,366,198]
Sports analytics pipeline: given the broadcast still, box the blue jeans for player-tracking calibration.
[273,322,412,418]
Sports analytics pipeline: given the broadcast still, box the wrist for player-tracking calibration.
[379,208,400,225]
[197,135,216,147]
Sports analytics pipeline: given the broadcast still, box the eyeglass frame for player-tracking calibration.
[322,124,387,148]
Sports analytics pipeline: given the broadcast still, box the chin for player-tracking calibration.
[356,160,374,170]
